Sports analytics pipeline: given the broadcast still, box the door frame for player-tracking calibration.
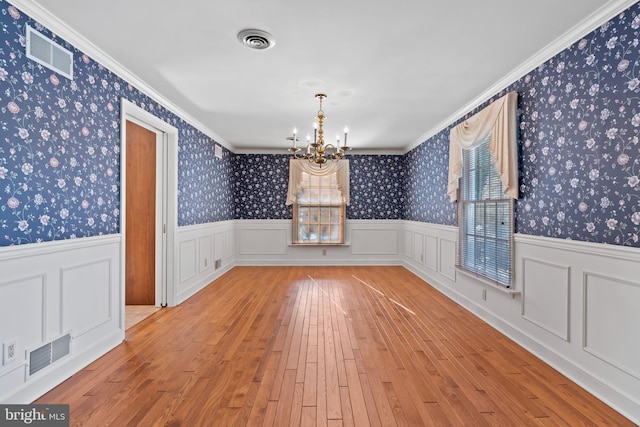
[120,98,179,328]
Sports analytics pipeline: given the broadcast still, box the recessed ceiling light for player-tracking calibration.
[237,29,275,50]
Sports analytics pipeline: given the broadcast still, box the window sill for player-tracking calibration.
[289,242,350,247]
[454,266,521,297]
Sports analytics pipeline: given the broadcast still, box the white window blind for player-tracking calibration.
[458,137,514,287]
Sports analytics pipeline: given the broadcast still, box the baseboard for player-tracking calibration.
[233,258,404,267]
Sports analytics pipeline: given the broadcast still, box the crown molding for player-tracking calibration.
[234,147,405,156]
[8,0,637,156]
[404,0,639,154]
[7,0,235,152]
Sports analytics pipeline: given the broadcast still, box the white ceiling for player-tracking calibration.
[15,0,634,153]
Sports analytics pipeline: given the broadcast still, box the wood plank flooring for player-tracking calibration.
[35,266,633,426]
[125,305,161,330]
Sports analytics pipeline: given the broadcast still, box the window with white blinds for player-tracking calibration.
[293,172,345,244]
[458,137,514,287]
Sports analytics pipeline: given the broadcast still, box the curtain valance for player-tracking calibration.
[447,91,519,202]
[285,159,350,205]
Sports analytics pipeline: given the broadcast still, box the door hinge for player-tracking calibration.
[163,224,166,234]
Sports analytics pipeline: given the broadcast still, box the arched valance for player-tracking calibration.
[447,91,519,202]
[286,159,350,205]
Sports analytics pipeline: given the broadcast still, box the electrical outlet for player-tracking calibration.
[204,258,208,267]
[3,340,17,365]
[322,249,327,256]
[482,289,487,301]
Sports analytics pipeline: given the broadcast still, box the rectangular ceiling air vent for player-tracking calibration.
[26,26,73,79]
[28,333,72,377]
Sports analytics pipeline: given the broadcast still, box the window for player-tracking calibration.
[448,92,518,288]
[457,137,513,287]
[293,172,345,244]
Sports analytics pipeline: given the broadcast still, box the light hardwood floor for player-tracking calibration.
[35,266,633,426]
[125,305,161,330]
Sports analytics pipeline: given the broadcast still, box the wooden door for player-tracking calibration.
[125,120,156,305]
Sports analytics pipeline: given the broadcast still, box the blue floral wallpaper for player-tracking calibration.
[232,154,405,220]
[2,1,639,248]
[347,155,404,219]
[0,2,233,245]
[404,5,640,247]
[514,9,640,246]
[233,154,291,219]
[178,132,234,224]
[404,133,457,225]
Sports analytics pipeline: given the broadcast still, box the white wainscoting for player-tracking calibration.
[401,220,640,424]
[175,220,235,304]
[2,219,638,423]
[522,257,570,342]
[0,235,122,403]
[234,219,403,266]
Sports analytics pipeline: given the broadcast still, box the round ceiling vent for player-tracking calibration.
[237,29,275,50]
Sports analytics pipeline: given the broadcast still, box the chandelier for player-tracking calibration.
[287,93,350,165]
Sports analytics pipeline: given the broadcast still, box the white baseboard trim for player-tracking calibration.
[233,258,404,267]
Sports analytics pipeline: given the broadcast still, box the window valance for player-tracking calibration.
[286,159,350,205]
[447,91,519,202]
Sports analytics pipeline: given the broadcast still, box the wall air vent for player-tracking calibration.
[26,26,73,79]
[27,333,71,377]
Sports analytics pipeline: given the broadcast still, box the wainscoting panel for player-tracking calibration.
[0,235,122,404]
[425,235,438,272]
[224,230,234,260]
[179,239,197,282]
[235,220,402,266]
[0,275,45,360]
[176,221,235,304]
[583,272,640,380]
[198,235,212,273]
[439,239,456,282]
[412,232,424,264]
[214,232,224,263]
[403,230,412,258]
[61,260,112,338]
[522,257,570,341]
[351,228,398,255]
[239,228,288,255]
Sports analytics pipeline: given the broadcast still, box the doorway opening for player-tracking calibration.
[120,99,178,332]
